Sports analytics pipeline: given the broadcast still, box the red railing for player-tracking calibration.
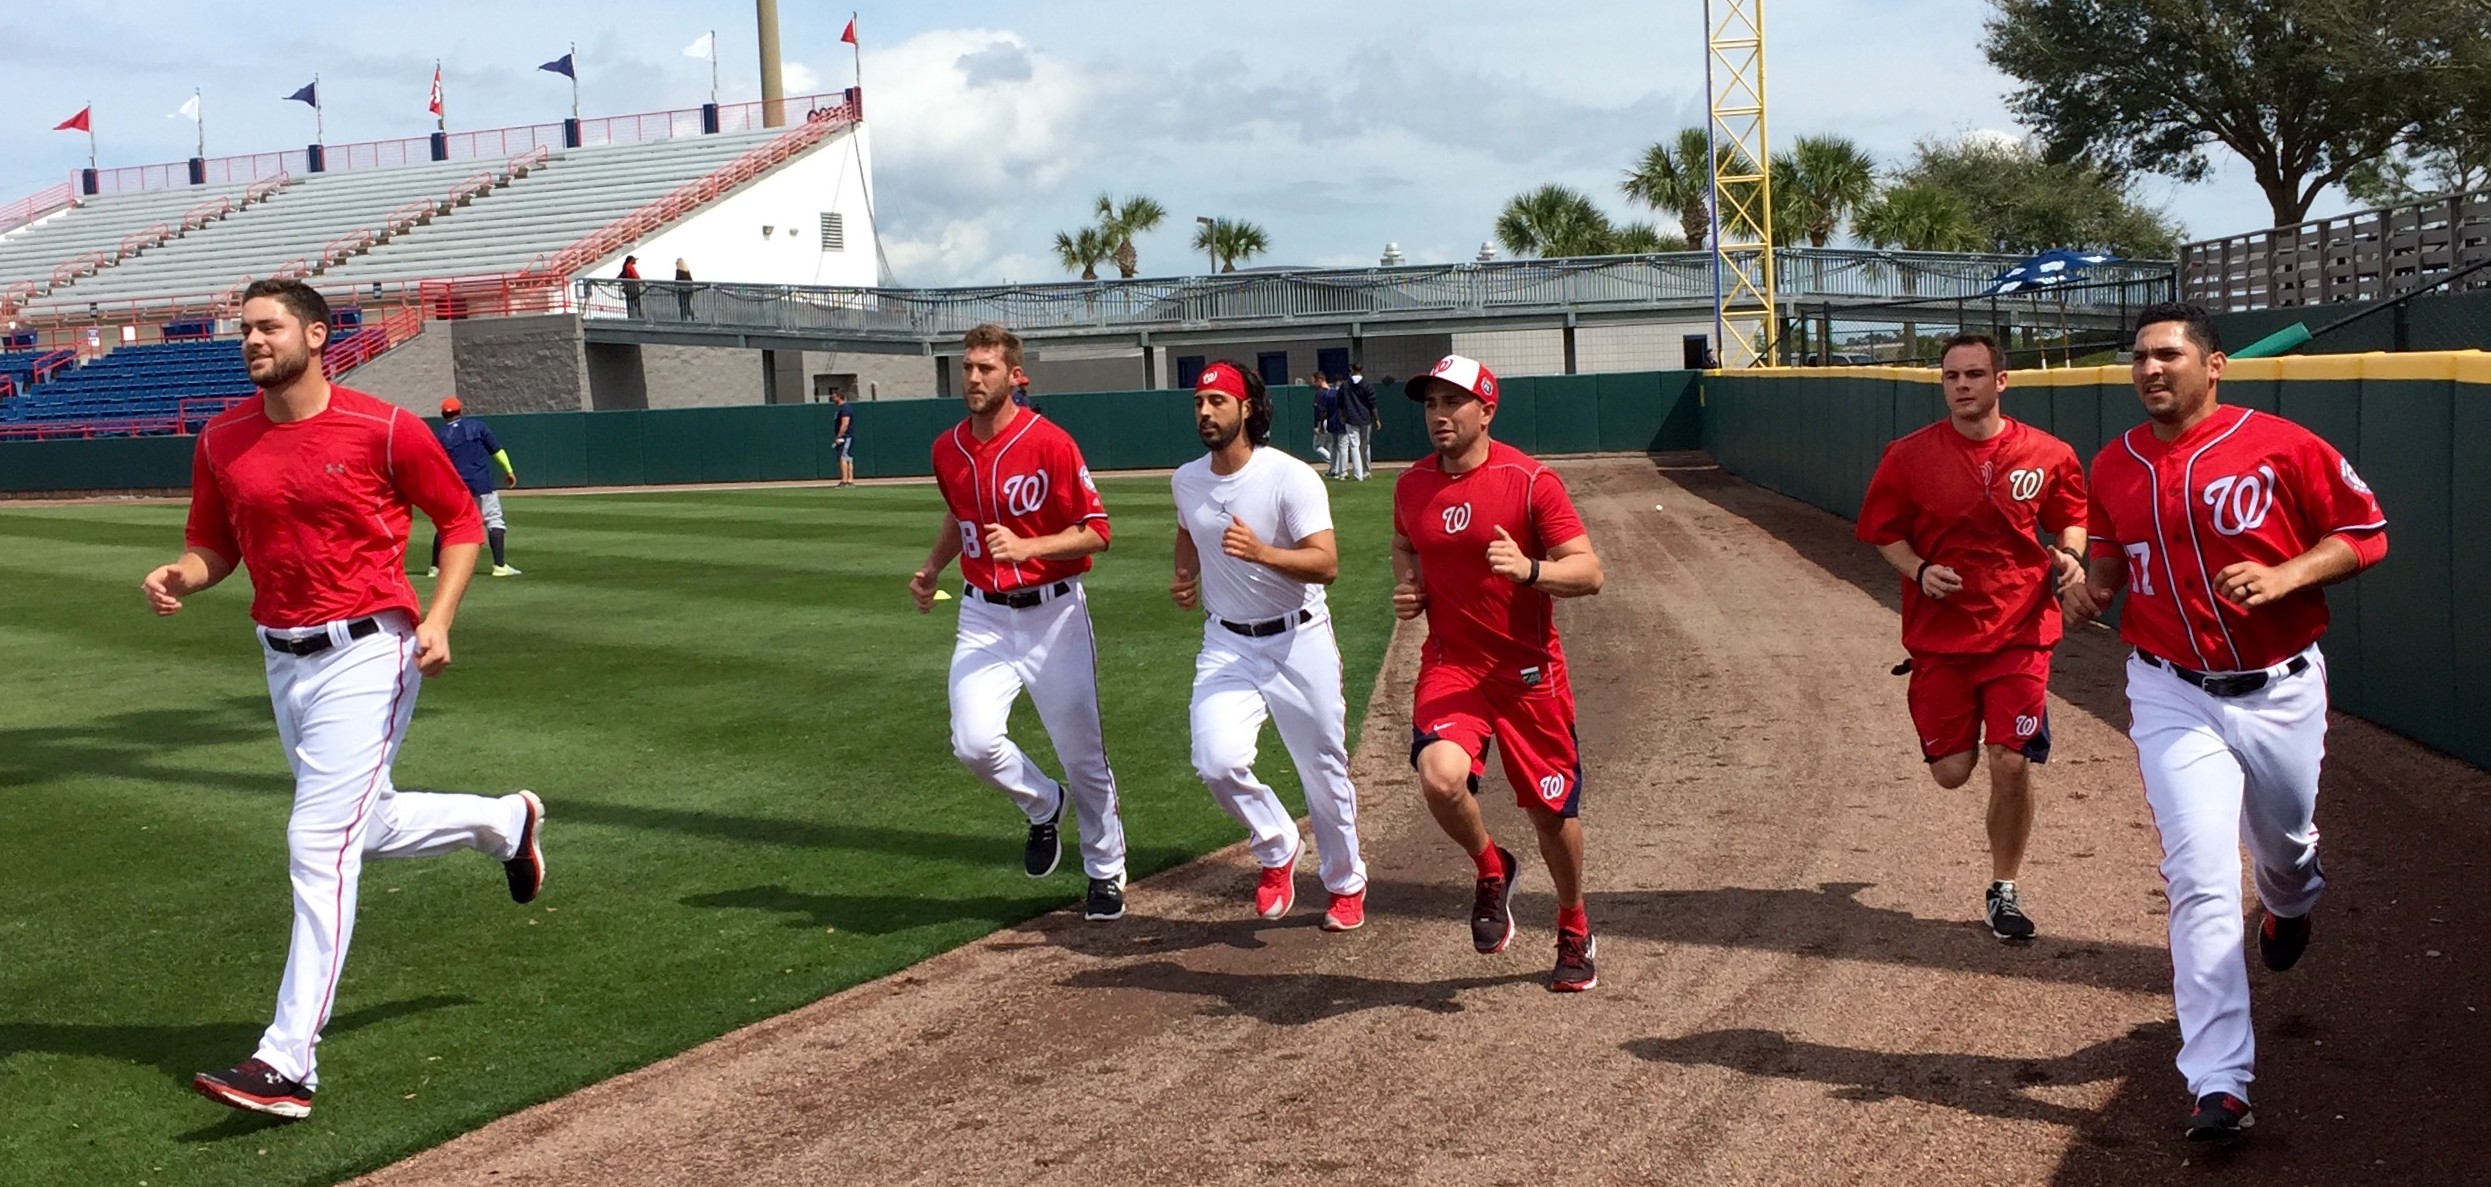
[535,94,860,279]
[506,145,552,177]
[245,174,292,205]
[0,182,78,235]
[0,376,13,399]
[118,222,175,259]
[384,199,439,235]
[52,252,110,288]
[320,229,375,267]
[272,258,312,281]
[34,349,75,383]
[1,280,38,317]
[447,171,498,207]
[181,195,233,230]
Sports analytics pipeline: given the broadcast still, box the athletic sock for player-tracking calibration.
[1471,843,1504,880]
[1557,902,1590,936]
[488,528,508,567]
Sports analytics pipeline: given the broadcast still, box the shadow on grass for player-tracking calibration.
[0,694,274,794]
[682,883,1068,936]
[578,799,1198,871]
[1058,960,1543,1024]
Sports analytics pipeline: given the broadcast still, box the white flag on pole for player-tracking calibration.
[683,32,714,57]
[174,93,200,121]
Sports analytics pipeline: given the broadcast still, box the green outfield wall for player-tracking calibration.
[1698,352,2491,770]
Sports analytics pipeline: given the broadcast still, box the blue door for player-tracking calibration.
[1174,355,1207,389]
[1316,347,1351,381]
[1256,351,1290,386]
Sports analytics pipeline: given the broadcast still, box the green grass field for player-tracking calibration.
[0,474,1399,1187]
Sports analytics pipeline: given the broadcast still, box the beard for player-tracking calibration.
[1197,417,1241,449]
[964,385,1009,416]
[248,344,312,390]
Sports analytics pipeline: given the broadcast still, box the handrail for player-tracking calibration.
[505,144,552,178]
[244,174,291,205]
[181,195,234,231]
[319,229,376,266]
[33,349,76,383]
[447,170,497,206]
[383,199,438,235]
[272,258,312,281]
[1,183,79,235]
[117,222,174,259]
[52,252,110,287]
[2182,187,2491,311]
[535,94,859,279]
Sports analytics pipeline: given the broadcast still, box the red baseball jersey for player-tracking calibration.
[1392,441,1588,676]
[184,385,484,629]
[2086,404,2388,672]
[1856,417,2087,656]
[932,410,1112,593]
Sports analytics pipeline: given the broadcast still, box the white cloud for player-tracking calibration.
[780,61,819,95]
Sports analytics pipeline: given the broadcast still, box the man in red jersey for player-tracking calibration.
[141,280,545,1121]
[2063,303,2387,1142]
[909,324,1130,922]
[1392,354,1606,991]
[1856,332,2088,941]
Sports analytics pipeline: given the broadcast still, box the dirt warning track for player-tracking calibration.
[356,455,2488,1187]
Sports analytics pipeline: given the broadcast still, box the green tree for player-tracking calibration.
[1191,218,1270,272]
[1984,0,2448,226]
[1855,182,1983,253]
[2326,0,2491,205]
[1093,193,1168,279]
[1896,135,2182,257]
[1774,135,1880,247]
[1052,226,1112,280]
[1622,128,1726,248]
[1495,185,1620,258]
[1608,221,1688,254]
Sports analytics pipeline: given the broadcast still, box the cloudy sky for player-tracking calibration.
[3,0,2359,287]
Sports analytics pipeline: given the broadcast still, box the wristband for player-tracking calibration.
[1526,558,1542,586]
[1914,560,1932,590]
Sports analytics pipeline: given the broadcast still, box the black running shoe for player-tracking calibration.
[2185,1091,2254,1141]
[1986,881,2036,942]
[1550,929,1599,992]
[1471,845,1519,954]
[192,1057,313,1120]
[1024,783,1065,879]
[2259,910,2311,972]
[504,791,545,904]
[1084,874,1126,921]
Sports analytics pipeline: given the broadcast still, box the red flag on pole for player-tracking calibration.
[427,66,444,117]
[54,106,91,133]
[840,17,858,44]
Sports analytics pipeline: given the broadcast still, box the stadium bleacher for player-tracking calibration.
[0,183,264,295]
[0,330,375,438]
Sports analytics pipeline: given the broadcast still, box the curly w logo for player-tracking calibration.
[2202,466,2278,537]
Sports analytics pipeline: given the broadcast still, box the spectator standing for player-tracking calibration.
[1337,363,1382,481]
[832,389,857,487]
[618,255,644,319]
[1310,371,1338,467]
[673,258,696,320]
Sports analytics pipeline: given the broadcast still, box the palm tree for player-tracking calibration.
[1607,221,1688,254]
[1775,135,1880,247]
[1495,185,1616,258]
[1094,193,1167,279]
[1622,128,1725,249]
[1855,181,1981,361]
[1052,226,1112,280]
[1191,218,1270,272]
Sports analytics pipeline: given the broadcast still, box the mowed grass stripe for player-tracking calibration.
[0,476,1396,1187]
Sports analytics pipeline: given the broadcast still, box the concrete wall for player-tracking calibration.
[600,124,882,287]
[794,349,937,402]
[1452,327,1567,377]
[449,315,587,413]
[340,322,456,414]
[1579,320,1715,372]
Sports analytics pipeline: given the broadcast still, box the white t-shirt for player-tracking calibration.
[1172,446,1334,624]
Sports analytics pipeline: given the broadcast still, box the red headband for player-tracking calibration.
[1195,363,1248,400]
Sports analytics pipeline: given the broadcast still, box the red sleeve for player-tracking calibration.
[1529,468,1587,551]
[2303,436,2387,567]
[395,410,485,545]
[2084,455,2121,556]
[1053,432,1110,545]
[1855,443,1913,545]
[182,432,239,564]
[2041,445,2088,536]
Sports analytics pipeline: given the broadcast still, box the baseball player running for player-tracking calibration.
[1170,361,1368,930]
[909,324,1130,921]
[1856,332,2087,941]
[142,280,545,1120]
[427,396,520,578]
[2063,303,2388,1141]
[1392,354,1606,991]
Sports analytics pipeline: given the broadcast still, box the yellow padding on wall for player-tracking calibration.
[1728,350,2491,386]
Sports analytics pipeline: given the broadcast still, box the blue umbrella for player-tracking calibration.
[1986,247,2118,295]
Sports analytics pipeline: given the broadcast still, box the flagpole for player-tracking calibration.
[570,42,580,122]
[710,30,719,107]
[436,59,446,133]
[87,101,97,172]
[851,12,861,94]
[194,88,205,159]
[315,75,324,144]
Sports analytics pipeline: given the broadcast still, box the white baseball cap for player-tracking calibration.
[1404,354,1500,406]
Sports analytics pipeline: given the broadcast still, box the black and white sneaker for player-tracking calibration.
[1084,874,1126,921]
[1024,783,1066,879]
[1471,845,1520,954]
[503,791,545,904]
[1986,881,2036,942]
[192,1057,313,1120]
[2185,1091,2254,1141]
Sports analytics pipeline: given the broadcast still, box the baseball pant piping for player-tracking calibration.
[1189,612,1367,895]
[946,582,1127,880]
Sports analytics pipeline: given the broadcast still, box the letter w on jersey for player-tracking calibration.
[2201,466,2277,536]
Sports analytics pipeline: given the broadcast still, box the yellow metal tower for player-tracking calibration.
[1705,0,1777,367]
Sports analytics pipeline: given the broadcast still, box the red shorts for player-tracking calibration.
[1410,660,1582,817]
[1904,646,2053,763]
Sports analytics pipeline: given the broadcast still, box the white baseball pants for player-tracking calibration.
[948,581,1127,880]
[1190,612,1367,895]
[475,491,506,531]
[2127,645,2329,1102]
[253,612,531,1088]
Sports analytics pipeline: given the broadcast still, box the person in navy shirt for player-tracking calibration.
[430,396,522,577]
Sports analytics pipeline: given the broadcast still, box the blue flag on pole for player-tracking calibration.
[285,82,318,106]
[538,53,575,79]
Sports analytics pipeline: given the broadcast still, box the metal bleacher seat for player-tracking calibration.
[0,185,259,293]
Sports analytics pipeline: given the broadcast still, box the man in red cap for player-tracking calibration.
[1391,354,1607,990]
[428,395,520,578]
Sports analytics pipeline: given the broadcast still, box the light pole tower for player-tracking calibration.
[1704,0,1778,367]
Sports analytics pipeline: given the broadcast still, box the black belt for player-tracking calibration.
[967,580,1071,609]
[264,616,382,657]
[2140,650,2308,698]
[1218,608,1313,638]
